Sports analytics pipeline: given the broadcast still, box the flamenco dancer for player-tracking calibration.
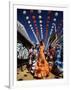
[34,40,49,79]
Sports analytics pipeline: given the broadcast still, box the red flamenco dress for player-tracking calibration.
[34,43,49,78]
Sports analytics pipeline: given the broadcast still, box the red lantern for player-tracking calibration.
[33,20,36,24]
[35,27,38,30]
[32,16,36,20]
[34,24,37,27]
[36,29,38,32]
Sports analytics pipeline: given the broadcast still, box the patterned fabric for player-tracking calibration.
[34,43,49,78]
[55,46,63,72]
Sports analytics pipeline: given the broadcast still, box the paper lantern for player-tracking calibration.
[28,20,31,24]
[40,24,42,27]
[33,20,36,24]
[31,27,33,30]
[39,20,42,23]
[35,27,38,30]
[34,24,37,27]
[29,24,32,27]
[53,18,56,21]
[39,15,42,19]
[55,12,58,16]
[26,16,29,20]
[23,10,26,14]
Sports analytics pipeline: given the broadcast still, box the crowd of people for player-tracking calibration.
[27,40,63,79]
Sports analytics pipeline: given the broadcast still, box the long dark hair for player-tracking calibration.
[40,40,43,46]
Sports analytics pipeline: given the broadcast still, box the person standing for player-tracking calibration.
[28,46,34,72]
[34,40,49,79]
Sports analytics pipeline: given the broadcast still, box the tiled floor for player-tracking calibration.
[17,65,55,81]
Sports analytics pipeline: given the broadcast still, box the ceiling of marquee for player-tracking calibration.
[17,9,63,48]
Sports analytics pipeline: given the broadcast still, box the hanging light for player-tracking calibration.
[32,29,34,32]
[52,23,55,26]
[40,27,43,30]
[29,24,32,27]
[51,25,54,29]
[41,29,42,32]
[55,12,58,16]
[40,24,42,27]
[39,20,42,23]
[39,15,42,19]
[28,20,31,24]
[53,18,56,21]
[23,10,26,14]
[35,27,38,30]
[31,27,33,30]
[34,24,37,27]
[26,16,29,20]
